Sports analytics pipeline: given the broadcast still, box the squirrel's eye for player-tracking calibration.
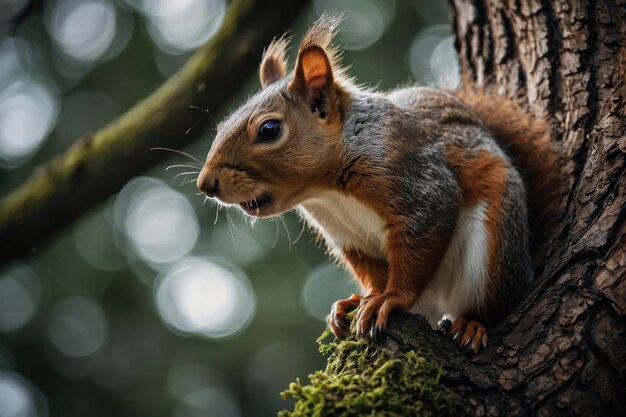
[257,119,281,141]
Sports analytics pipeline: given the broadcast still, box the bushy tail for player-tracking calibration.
[454,87,561,264]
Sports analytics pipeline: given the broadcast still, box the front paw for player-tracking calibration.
[327,294,361,338]
[355,292,410,341]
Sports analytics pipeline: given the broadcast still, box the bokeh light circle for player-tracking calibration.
[0,37,33,90]
[155,257,255,338]
[0,371,45,417]
[0,263,42,332]
[114,177,200,267]
[0,79,58,168]
[72,203,127,272]
[138,0,226,53]
[301,262,358,321]
[408,24,459,86]
[47,297,109,358]
[430,36,460,88]
[48,0,117,64]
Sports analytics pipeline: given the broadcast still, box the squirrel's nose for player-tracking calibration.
[197,168,219,197]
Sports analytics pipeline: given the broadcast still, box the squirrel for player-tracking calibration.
[196,15,559,355]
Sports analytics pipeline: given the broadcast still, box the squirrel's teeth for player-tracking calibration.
[240,193,271,215]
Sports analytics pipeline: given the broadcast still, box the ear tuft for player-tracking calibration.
[289,14,346,116]
[260,36,290,88]
[286,14,352,121]
[297,13,343,65]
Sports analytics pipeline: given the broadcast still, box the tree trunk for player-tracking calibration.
[449,0,625,414]
[281,1,625,416]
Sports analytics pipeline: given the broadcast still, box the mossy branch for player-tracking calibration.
[280,313,469,417]
[0,0,308,266]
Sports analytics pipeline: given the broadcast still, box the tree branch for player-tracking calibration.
[279,313,469,417]
[0,0,308,266]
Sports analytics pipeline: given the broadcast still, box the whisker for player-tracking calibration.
[279,215,292,252]
[272,218,279,248]
[166,164,202,171]
[170,177,200,188]
[185,124,205,135]
[172,171,200,180]
[226,209,240,234]
[292,220,307,245]
[214,204,220,225]
[226,210,238,248]
[189,105,217,125]
[151,147,204,164]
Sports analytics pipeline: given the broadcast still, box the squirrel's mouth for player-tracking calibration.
[239,193,273,216]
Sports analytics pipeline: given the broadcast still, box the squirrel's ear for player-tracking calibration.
[290,45,334,112]
[260,37,289,88]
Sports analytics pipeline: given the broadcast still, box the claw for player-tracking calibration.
[364,313,377,340]
[371,323,386,343]
[337,314,349,327]
[459,335,471,349]
[437,318,452,334]
[368,324,376,341]
[334,316,348,331]
[366,316,377,340]
[355,317,365,338]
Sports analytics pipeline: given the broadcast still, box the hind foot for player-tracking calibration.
[447,316,488,355]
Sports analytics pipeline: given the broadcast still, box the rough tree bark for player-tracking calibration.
[281,1,625,416]
[448,0,625,414]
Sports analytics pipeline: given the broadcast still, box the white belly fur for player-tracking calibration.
[410,201,490,327]
[300,192,490,328]
[298,191,388,258]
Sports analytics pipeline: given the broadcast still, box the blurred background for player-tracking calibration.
[0,0,458,416]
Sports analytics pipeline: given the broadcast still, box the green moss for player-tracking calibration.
[279,315,461,417]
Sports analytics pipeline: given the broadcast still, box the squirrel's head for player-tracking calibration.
[197,15,348,218]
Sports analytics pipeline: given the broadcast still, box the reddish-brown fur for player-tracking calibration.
[444,146,509,314]
[453,87,561,262]
[342,249,388,294]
